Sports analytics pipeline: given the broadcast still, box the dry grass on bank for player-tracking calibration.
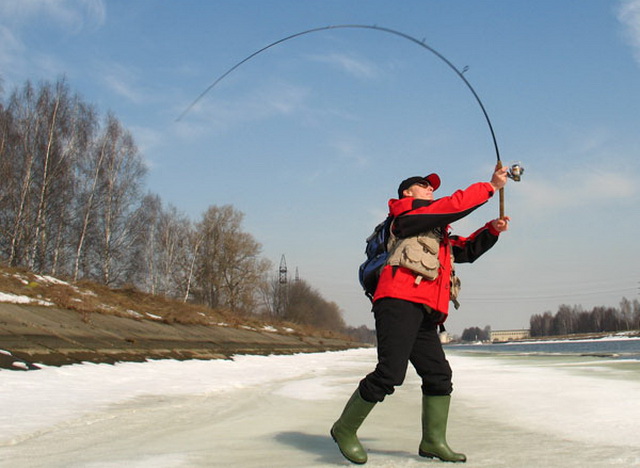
[0,265,349,341]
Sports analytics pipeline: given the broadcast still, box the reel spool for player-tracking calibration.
[507,162,524,182]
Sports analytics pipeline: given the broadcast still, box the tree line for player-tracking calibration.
[0,77,361,338]
[460,298,639,342]
[460,325,491,342]
[529,298,640,337]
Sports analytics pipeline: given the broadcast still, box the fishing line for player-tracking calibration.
[177,24,518,216]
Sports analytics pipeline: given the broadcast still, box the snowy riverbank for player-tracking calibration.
[1,348,639,467]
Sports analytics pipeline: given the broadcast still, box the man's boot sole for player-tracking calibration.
[330,428,367,465]
[419,448,466,463]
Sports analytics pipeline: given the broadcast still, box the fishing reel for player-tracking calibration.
[506,162,524,182]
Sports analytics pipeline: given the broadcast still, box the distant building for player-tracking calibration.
[490,329,530,342]
[439,331,452,344]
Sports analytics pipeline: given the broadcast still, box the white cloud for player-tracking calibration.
[617,0,640,65]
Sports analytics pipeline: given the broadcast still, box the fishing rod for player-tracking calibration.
[177,24,522,217]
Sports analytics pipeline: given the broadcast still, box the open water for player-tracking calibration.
[447,336,640,360]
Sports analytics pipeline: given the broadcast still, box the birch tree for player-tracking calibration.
[29,80,93,274]
[0,79,93,275]
[87,113,146,285]
[128,195,194,299]
[4,81,39,267]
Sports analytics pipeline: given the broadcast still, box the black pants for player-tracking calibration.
[358,298,453,403]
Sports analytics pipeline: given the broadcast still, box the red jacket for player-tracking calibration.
[373,182,501,319]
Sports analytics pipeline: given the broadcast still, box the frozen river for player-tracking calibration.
[1,347,639,467]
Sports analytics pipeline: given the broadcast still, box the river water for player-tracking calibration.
[447,335,640,360]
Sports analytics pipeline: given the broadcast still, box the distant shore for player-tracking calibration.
[0,303,366,371]
[450,331,640,346]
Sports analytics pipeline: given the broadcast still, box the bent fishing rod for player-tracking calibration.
[177,24,522,217]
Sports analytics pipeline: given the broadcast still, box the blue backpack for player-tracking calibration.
[358,216,393,302]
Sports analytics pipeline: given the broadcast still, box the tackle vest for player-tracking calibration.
[386,226,462,309]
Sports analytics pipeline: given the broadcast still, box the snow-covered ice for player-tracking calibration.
[1,348,639,467]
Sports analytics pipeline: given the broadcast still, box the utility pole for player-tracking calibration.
[276,255,288,317]
[279,255,288,284]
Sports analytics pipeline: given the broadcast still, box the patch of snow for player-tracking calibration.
[0,292,54,306]
[10,273,30,284]
[33,274,69,286]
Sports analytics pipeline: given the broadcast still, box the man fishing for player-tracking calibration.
[331,165,510,464]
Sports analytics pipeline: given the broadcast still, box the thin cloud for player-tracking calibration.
[307,52,379,79]
[0,0,106,85]
[175,81,311,138]
[101,66,146,104]
[0,25,23,64]
[514,167,636,219]
[617,0,640,65]
[129,125,164,160]
[97,61,173,106]
[0,0,105,32]
[330,138,370,167]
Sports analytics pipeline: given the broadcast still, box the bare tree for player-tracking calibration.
[0,78,94,275]
[128,194,195,299]
[193,205,271,314]
[284,279,347,331]
[0,90,19,249]
[70,106,106,281]
[4,81,39,267]
[258,274,283,319]
[182,228,203,303]
[85,113,146,285]
[156,205,194,297]
[127,193,162,293]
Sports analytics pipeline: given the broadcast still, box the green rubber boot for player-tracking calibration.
[331,389,376,464]
[418,395,467,463]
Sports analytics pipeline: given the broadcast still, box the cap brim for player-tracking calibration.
[425,173,441,191]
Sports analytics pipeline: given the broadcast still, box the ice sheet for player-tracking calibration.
[1,348,639,467]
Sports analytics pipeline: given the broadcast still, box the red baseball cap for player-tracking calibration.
[397,173,441,198]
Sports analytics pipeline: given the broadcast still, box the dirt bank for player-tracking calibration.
[0,303,365,370]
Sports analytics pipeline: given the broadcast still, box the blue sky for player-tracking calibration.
[2,0,639,335]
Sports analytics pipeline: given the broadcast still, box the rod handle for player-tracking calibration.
[496,161,505,219]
